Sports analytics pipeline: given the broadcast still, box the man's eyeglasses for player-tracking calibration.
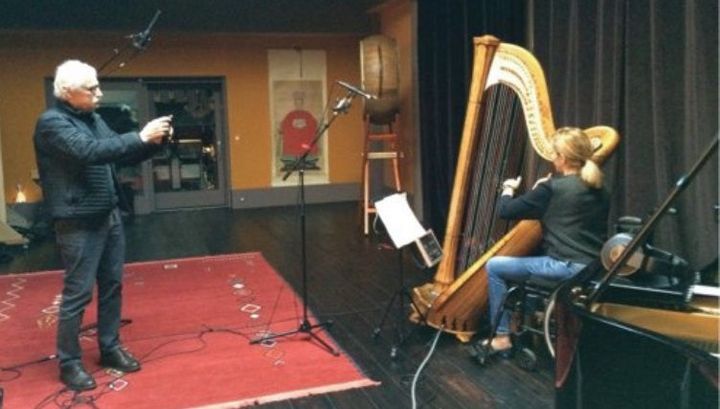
[82,84,101,94]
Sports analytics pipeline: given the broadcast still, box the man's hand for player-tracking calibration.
[139,115,173,144]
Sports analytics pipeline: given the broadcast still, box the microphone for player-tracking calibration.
[131,10,162,50]
[337,80,377,100]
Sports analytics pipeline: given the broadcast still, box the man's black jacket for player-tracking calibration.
[34,101,159,219]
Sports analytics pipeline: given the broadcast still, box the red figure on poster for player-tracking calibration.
[281,91,318,157]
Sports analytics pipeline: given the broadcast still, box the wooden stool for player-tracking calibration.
[361,115,402,235]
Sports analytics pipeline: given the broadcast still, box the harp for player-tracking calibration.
[410,36,620,342]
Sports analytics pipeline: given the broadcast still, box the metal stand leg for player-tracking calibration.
[372,247,426,359]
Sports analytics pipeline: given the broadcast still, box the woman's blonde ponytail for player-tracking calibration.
[553,127,604,189]
[580,159,603,189]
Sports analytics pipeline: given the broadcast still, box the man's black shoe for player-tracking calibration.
[59,362,97,391]
[99,347,141,373]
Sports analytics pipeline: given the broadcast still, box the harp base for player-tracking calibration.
[411,281,448,309]
[409,305,475,343]
[410,282,479,343]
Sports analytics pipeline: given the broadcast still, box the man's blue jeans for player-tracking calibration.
[54,208,125,367]
[486,256,585,335]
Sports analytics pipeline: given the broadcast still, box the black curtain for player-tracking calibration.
[531,0,718,268]
[418,0,717,269]
[417,0,526,240]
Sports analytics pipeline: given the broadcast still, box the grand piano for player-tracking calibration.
[553,137,719,409]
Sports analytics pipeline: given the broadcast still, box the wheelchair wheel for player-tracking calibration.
[544,287,561,358]
[515,347,537,371]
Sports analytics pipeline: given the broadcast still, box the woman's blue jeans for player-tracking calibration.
[486,256,585,335]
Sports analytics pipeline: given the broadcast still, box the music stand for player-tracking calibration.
[249,90,360,356]
[371,193,433,358]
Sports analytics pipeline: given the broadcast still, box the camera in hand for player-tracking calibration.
[163,115,174,143]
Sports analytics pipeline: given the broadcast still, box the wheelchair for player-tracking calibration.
[470,213,695,371]
[470,275,562,371]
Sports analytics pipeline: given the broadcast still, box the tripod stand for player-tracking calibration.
[250,90,360,356]
[372,244,426,359]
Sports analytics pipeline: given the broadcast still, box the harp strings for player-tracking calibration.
[455,84,531,274]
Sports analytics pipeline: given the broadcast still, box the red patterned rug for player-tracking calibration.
[0,253,378,408]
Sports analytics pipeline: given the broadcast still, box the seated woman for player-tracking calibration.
[483,127,610,354]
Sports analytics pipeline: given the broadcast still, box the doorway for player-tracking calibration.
[145,80,227,210]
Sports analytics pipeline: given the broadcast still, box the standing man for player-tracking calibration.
[33,59,172,391]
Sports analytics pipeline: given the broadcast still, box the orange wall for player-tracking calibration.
[372,0,416,197]
[372,0,419,198]
[0,30,365,203]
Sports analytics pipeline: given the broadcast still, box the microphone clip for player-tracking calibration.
[129,10,162,51]
[130,32,151,50]
[332,93,355,114]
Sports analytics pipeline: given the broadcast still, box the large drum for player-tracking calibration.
[360,35,400,125]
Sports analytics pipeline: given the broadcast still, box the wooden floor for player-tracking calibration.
[0,202,554,409]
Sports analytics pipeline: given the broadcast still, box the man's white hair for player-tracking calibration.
[53,60,97,99]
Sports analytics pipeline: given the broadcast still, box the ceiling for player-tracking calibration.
[0,0,387,34]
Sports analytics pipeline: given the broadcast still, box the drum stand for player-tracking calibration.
[372,245,426,359]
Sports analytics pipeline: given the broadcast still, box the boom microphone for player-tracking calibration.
[131,10,162,50]
[337,80,377,100]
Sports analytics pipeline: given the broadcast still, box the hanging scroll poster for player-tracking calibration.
[268,49,328,186]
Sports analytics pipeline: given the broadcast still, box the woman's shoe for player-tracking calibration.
[470,338,514,365]
[477,339,513,359]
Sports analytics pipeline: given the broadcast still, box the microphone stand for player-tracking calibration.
[78,10,161,355]
[249,91,358,356]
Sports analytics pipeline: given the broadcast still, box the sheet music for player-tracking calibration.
[374,193,426,248]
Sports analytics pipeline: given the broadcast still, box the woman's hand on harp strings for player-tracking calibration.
[501,176,522,196]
